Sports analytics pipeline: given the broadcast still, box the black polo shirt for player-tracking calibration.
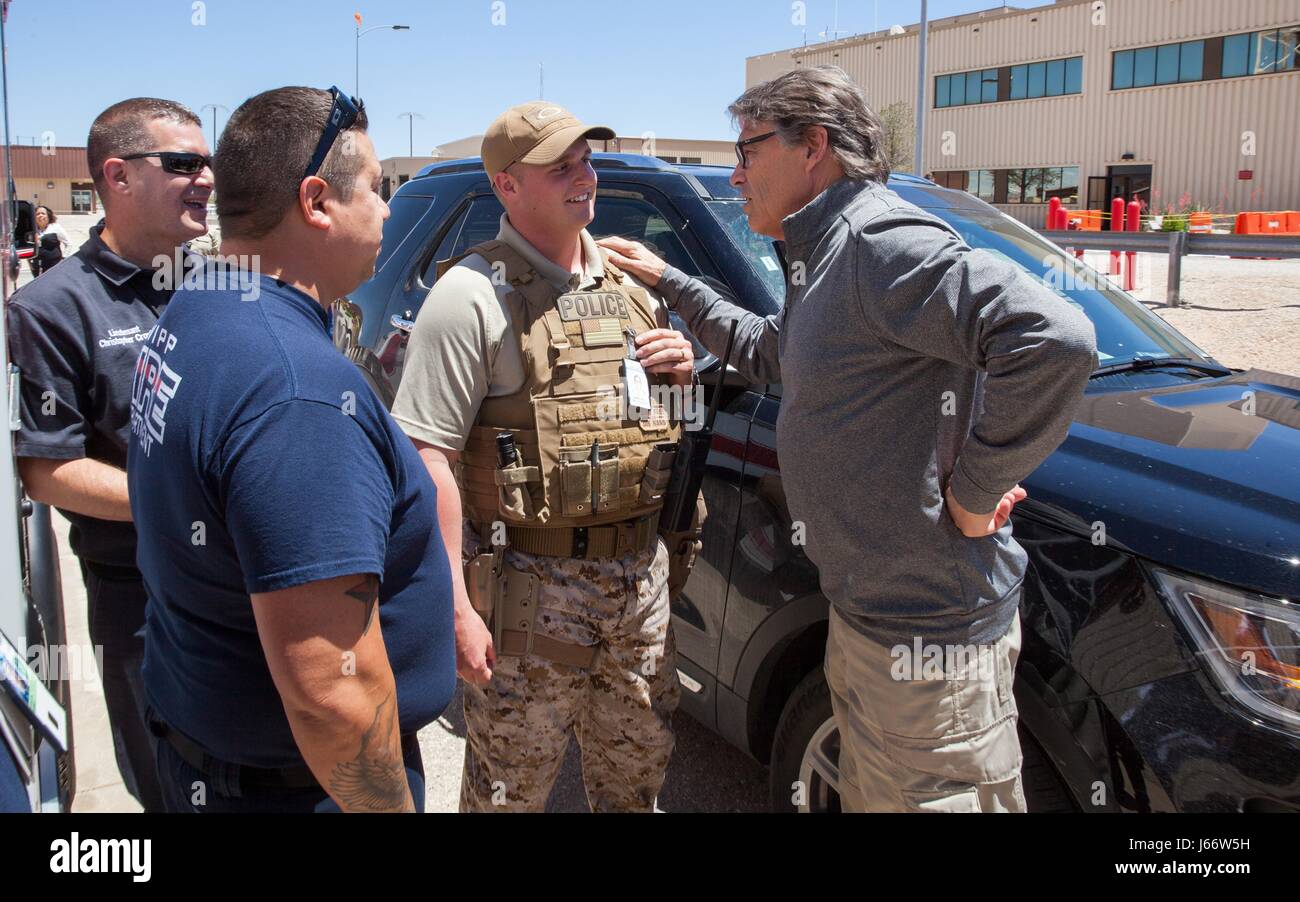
[7,221,189,573]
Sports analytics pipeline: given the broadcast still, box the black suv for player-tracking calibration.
[335,154,1300,813]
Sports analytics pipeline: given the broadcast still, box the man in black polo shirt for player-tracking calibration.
[6,98,213,812]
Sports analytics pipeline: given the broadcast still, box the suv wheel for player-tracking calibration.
[769,669,840,812]
[769,669,1077,813]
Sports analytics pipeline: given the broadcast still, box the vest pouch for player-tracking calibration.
[639,442,677,506]
[558,444,618,517]
[494,458,538,521]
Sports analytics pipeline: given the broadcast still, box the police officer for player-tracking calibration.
[7,98,213,812]
[392,102,697,812]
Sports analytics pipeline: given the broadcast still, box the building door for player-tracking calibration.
[1087,176,1107,213]
[1105,165,1152,229]
[70,182,95,213]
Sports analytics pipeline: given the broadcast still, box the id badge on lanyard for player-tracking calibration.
[623,329,652,412]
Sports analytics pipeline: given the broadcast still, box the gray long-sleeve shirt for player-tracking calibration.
[658,177,1097,647]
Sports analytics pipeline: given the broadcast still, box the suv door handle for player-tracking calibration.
[390,314,415,333]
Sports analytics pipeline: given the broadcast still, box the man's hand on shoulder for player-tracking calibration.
[597,236,667,288]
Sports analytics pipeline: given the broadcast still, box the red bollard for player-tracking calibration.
[1110,196,1125,275]
[1124,200,1141,291]
[1048,196,1062,230]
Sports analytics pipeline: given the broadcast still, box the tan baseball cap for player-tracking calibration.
[482,102,615,181]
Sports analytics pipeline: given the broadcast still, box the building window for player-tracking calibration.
[1221,32,1256,77]
[937,167,1078,205]
[935,56,1082,108]
[967,169,996,202]
[1113,50,1134,89]
[1180,41,1204,81]
[1065,56,1083,93]
[680,156,703,164]
[1009,64,1027,98]
[1027,61,1046,97]
[1115,26,1299,89]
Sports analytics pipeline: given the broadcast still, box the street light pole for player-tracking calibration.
[913,0,929,176]
[397,112,424,158]
[200,103,228,152]
[354,21,410,99]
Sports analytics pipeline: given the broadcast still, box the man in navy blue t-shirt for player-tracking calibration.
[126,86,454,813]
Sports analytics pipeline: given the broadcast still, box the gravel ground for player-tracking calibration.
[1081,249,1300,376]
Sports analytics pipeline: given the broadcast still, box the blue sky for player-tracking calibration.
[5,0,1000,158]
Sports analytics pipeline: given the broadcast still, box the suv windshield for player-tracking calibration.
[933,206,1207,367]
[701,185,1210,369]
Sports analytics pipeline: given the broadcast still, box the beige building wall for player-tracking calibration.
[747,0,1300,226]
[592,136,734,166]
[16,178,71,213]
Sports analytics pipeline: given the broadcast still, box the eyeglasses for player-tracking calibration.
[303,86,364,180]
[734,131,778,169]
[121,151,211,175]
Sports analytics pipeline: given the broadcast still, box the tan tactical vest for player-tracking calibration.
[449,240,683,538]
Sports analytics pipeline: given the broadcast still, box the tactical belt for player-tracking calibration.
[498,630,597,668]
[498,511,660,560]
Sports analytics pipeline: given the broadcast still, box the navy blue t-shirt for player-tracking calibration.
[126,270,455,768]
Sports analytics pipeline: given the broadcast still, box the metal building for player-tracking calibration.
[746,0,1300,228]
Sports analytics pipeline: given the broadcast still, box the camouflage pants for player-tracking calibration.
[459,525,680,813]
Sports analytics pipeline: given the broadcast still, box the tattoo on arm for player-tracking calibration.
[344,575,379,635]
[327,692,413,812]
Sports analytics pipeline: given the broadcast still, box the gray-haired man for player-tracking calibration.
[600,66,1097,812]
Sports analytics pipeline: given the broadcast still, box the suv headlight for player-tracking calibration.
[1153,568,1300,732]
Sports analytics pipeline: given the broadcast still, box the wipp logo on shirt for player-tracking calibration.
[130,325,182,457]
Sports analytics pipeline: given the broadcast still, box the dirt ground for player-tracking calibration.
[1095,250,1300,376]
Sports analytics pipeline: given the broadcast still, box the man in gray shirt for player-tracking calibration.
[600,66,1097,812]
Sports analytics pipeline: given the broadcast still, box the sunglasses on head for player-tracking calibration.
[121,151,211,175]
[303,86,364,181]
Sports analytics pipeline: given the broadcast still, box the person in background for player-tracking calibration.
[30,205,70,277]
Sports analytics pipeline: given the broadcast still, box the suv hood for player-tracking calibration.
[1023,370,1300,599]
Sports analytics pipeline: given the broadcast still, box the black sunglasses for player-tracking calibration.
[121,151,211,175]
[303,86,364,180]
[734,131,778,169]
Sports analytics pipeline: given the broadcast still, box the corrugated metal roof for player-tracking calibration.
[0,146,91,180]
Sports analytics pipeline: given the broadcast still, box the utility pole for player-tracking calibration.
[354,14,410,100]
[913,0,929,177]
[539,62,544,100]
[200,104,228,152]
[397,112,424,158]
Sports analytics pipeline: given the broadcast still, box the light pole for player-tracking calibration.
[397,112,424,158]
[913,0,929,176]
[200,103,228,152]
[354,17,410,100]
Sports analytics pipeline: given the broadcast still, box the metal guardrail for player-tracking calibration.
[1040,230,1300,307]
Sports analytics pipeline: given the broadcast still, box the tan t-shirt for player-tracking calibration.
[391,214,669,451]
